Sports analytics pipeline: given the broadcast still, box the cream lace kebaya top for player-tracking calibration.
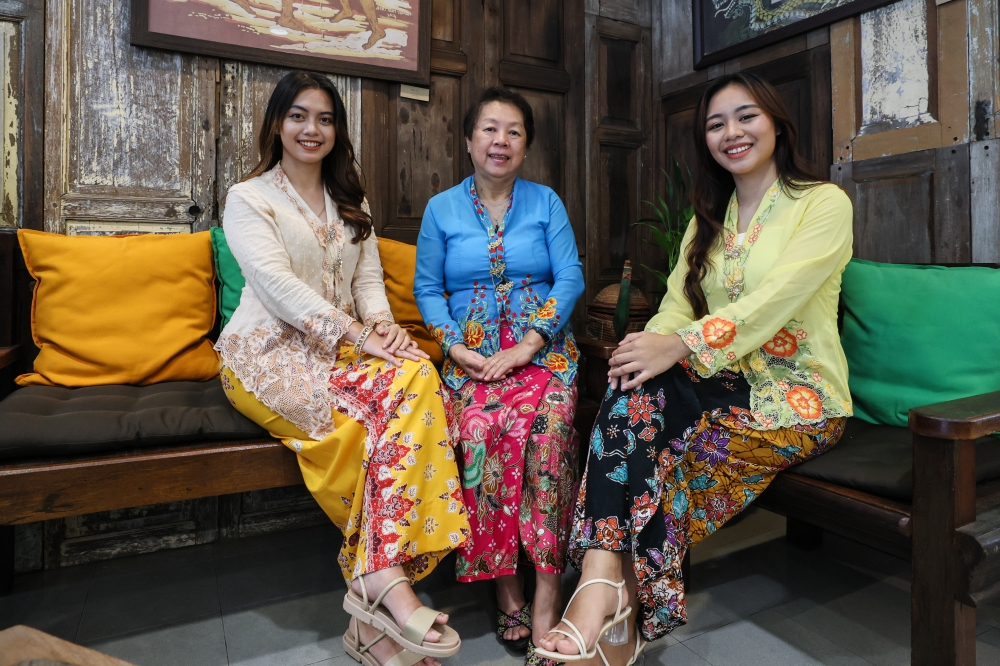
[646,181,854,430]
[215,164,393,440]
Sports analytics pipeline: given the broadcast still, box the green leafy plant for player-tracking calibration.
[633,158,693,292]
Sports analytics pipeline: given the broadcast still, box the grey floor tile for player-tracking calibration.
[92,543,215,580]
[684,608,872,666]
[76,560,220,643]
[85,615,229,666]
[979,637,1000,666]
[982,627,1000,650]
[224,590,350,666]
[643,633,679,654]
[216,540,344,612]
[306,657,361,666]
[0,578,91,641]
[771,576,910,666]
[644,641,714,665]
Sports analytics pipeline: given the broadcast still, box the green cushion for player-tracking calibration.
[210,227,245,329]
[840,259,1000,427]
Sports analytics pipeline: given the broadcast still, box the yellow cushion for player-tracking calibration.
[378,237,444,365]
[16,230,220,387]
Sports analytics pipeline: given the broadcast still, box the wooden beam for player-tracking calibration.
[909,391,1000,440]
[0,439,301,525]
[911,433,977,665]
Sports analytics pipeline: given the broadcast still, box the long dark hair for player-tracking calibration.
[243,71,371,243]
[684,72,820,317]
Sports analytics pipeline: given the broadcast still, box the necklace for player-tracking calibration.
[722,180,782,302]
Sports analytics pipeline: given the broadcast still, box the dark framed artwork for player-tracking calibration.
[131,0,430,85]
[693,0,896,69]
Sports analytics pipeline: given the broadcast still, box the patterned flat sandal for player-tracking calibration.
[344,618,426,666]
[343,576,461,658]
[532,578,631,663]
[526,639,560,666]
[497,601,532,651]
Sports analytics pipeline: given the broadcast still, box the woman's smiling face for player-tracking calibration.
[279,88,336,167]
[466,101,527,181]
[704,84,777,177]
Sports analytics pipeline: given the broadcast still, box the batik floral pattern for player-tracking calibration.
[452,326,579,581]
[570,361,845,641]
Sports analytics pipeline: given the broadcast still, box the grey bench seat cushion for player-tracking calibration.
[788,417,1000,502]
[0,380,269,462]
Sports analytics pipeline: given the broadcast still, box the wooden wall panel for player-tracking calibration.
[514,88,564,196]
[584,14,651,303]
[971,138,1000,262]
[45,0,217,233]
[394,75,461,219]
[831,145,971,263]
[506,0,562,63]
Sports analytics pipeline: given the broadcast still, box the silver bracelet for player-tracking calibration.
[353,324,374,356]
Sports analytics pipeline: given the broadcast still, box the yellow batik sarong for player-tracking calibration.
[221,346,470,583]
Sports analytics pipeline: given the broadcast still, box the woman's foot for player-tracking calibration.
[351,566,448,645]
[496,574,531,643]
[352,618,443,666]
[530,571,562,647]
[537,551,629,659]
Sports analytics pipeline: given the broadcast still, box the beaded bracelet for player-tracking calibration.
[353,324,374,356]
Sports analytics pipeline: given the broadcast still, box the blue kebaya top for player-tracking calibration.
[414,175,585,390]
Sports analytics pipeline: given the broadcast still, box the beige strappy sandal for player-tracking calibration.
[343,618,427,666]
[533,578,631,662]
[343,576,461,658]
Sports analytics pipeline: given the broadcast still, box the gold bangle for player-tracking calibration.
[353,325,374,356]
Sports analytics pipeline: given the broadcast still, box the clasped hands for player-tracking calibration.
[349,321,429,367]
[608,331,693,391]
[448,330,546,382]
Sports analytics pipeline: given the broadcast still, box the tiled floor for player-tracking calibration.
[3,509,1000,665]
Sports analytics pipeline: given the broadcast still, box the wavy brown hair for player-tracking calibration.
[243,71,371,243]
[684,72,821,317]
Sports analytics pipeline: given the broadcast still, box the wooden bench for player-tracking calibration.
[578,335,1000,666]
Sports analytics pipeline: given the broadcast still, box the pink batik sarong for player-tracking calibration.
[452,326,578,582]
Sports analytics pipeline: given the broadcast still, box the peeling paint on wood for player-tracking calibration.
[0,21,19,229]
[860,0,932,133]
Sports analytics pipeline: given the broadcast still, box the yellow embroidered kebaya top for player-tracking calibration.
[646,181,854,430]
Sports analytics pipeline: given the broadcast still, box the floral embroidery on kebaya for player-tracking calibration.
[785,385,824,420]
[763,328,798,357]
[702,318,737,349]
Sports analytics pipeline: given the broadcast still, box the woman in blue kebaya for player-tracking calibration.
[415,87,584,664]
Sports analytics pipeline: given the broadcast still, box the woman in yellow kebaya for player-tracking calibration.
[536,72,853,665]
[216,71,470,666]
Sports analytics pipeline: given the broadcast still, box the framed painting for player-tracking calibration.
[693,0,896,69]
[131,0,430,85]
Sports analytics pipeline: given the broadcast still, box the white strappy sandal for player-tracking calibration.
[343,576,461,658]
[532,578,632,662]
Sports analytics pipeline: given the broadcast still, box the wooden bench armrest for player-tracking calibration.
[0,345,18,371]
[908,391,1000,440]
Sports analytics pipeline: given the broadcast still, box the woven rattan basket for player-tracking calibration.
[586,284,652,342]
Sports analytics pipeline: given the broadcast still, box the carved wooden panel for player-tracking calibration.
[598,144,637,279]
[43,498,218,568]
[831,145,971,264]
[44,0,216,233]
[432,0,456,42]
